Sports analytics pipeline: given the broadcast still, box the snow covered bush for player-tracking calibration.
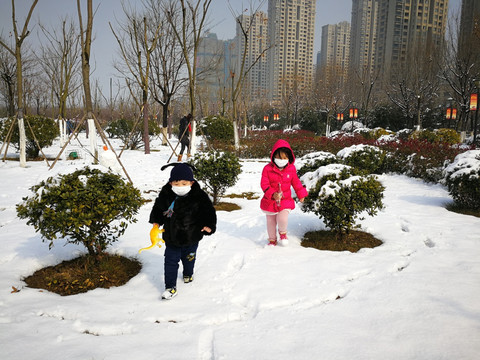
[190,150,242,205]
[16,167,143,256]
[337,144,386,174]
[301,164,384,235]
[106,118,161,150]
[443,150,480,209]
[296,151,337,177]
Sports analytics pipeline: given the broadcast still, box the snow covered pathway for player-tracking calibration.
[1,145,479,360]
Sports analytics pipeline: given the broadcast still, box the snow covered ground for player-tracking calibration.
[1,135,479,360]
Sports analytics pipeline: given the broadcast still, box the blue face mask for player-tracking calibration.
[274,158,289,168]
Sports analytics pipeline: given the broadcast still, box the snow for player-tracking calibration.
[1,134,480,360]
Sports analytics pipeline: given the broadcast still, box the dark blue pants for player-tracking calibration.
[164,243,198,288]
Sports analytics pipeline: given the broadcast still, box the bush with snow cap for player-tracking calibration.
[296,151,338,177]
[337,144,386,174]
[443,150,480,209]
[301,164,385,235]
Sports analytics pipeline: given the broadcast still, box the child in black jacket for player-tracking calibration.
[149,163,217,300]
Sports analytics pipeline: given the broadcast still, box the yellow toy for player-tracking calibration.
[138,224,165,253]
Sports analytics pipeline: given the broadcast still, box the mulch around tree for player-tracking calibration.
[23,253,141,296]
[301,229,383,252]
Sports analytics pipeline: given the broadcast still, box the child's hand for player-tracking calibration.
[299,197,305,203]
[273,192,282,201]
[201,226,212,233]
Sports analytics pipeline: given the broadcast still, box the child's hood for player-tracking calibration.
[270,139,295,164]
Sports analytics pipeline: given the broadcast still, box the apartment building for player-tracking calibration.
[267,0,316,104]
[319,22,351,86]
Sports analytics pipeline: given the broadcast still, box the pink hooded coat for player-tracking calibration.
[260,139,308,213]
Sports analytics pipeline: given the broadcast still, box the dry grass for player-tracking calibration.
[301,229,383,253]
[23,254,141,296]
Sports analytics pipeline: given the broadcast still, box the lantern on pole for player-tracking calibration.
[273,113,279,121]
[446,107,451,120]
[263,115,268,122]
[452,108,457,120]
[354,108,358,119]
[470,93,478,111]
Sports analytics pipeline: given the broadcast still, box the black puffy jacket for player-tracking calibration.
[149,181,217,247]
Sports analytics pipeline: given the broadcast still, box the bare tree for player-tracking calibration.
[386,44,441,130]
[0,46,16,116]
[229,5,270,149]
[77,0,94,118]
[0,0,38,167]
[110,2,161,154]
[38,17,81,120]
[166,0,213,156]
[146,0,188,145]
[439,11,480,131]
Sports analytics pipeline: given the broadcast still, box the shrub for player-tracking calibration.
[409,129,437,143]
[296,151,338,177]
[190,150,242,205]
[200,115,234,143]
[16,167,144,257]
[435,128,461,145]
[0,116,59,158]
[301,163,359,215]
[305,174,385,235]
[337,144,386,174]
[106,118,161,150]
[443,150,480,209]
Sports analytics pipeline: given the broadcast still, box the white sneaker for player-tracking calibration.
[161,287,177,300]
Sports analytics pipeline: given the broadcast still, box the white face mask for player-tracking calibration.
[172,185,191,196]
[274,158,289,168]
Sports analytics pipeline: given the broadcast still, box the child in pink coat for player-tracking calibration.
[260,139,308,246]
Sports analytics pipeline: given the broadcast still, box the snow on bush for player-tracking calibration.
[296,151,338,177]
[301,163,384,234]
[337,144,386,174]
[443,149,480,209]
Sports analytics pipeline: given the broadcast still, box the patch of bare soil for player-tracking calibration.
[302,229,383,253]
[23,253,141,296]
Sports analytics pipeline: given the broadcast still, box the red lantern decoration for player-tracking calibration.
[446,107,451,120]
[354,108,358,119]
[452,108,457,120]
[470,93,478,111]
[349,109,354,118]
[264,115,268,122]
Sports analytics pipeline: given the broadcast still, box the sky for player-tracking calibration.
[0,0,462,96]
[1,131,479,359]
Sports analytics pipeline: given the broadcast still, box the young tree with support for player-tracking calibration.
[0,0,39,168]
[166,0,213,157]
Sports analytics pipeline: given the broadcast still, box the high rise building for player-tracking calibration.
[375,0,449,73]
[319,22,351,86]
[267,0,316,104]
[459,0,480,50]
[349,0,378,78]
[234,11,269,99]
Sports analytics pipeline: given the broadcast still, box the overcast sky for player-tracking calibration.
[0,0,462,95]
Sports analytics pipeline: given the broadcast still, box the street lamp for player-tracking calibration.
[336,113,344,121]
[470,93,478,145]
[349,107,358,132]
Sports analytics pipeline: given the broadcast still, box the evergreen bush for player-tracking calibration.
[106,118,161,150]
[337,144,386,174]
[443,150,480,209]
[16,167,144,256]
[304,172,385,235]
[0,116,59,158]
[190,150,242,205]
[297,151,338,177]
[200,115,234,143]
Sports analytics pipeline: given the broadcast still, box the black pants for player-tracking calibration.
[179,138,189,155]
[164,243,198,288]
